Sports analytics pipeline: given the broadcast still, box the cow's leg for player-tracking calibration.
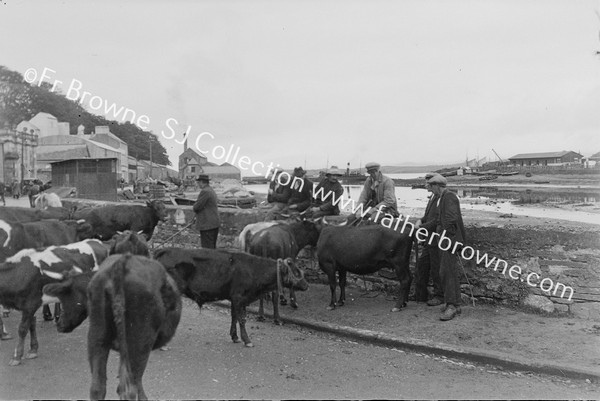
[392,262,411,312]
[272,290,282,325]
[9,310,33,366]
[54,303,61,322]
[127,343,152,400]
[321,261,337,310]
[289,288,298,309]
[26,315,39,359]
[0,316,12,340]
[42,304,53,321]
[237,305,253,347]
[337,269,347,307]
[88,344,110,401]
[229,305,240,343]
[257,295,266,322]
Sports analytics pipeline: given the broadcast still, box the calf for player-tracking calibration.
[34,192,63,209]
[0,239,108,366]
[79,200,168,240]
[43,254,182,400]
[109,230,150,256]
[154,248,308,347]
[317,221,414,311]
[244,218,321,323]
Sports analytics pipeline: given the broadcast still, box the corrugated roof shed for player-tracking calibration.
[509,151,580,160]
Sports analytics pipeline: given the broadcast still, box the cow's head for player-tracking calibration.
[62,219,94,240]
[278,258,309,291]
[42,270,92,333]
[300,219,322,247]
[322,216,348,227]
[110,230,149,256]
[147,200,169,222]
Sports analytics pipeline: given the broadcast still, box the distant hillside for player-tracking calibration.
[380,164,463,174]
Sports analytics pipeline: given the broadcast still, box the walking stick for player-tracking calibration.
[154,217,196,249]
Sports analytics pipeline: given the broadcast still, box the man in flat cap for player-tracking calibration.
[287,166,313,215]
[193,174,220,248]
[415,173,443,306]
[310,168,344,218]
[354,162,398,221]
[427,173,466,321]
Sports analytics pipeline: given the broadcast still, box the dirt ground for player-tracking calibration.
[255,282,600,376]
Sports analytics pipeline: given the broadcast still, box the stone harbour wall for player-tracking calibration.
[66,200,600,320]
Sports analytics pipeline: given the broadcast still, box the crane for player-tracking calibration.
[492,149,504,163]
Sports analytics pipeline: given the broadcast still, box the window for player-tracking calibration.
[191,166,196,173]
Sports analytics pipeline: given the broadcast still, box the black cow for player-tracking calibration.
[0,205,74,223]
[0,239,108,366]
[43,254,181,400]
[108,230,150,256]
[77,200,168,240]
[317,220,414,311]
[154,248,308,347]
[243,218,321,323]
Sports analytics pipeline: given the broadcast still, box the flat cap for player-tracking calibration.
[365,162,380,171]
[196,174,210,182]
[427,174,447,186]
[425,172,435,179]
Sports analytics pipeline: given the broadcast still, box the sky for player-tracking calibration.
[1,0,599,173]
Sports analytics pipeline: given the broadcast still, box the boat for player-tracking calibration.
[479,175,498,181]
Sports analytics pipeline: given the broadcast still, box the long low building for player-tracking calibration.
[508,151,583,167]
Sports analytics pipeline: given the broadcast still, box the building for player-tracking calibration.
[88,126,129,179]
[51,158,118,201]
[36,126,126,182]
[508,151,583,167]
[178,143,241,182]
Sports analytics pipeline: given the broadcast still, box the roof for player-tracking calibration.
[201,165,241,174]
[589,151,600,160]
[50,157,118,164]
[37,144,89,160]
[508,151,582,160]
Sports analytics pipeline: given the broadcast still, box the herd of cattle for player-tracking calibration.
[0,198,416,400]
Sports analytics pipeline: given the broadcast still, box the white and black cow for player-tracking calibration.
[43,254,182,400]
[0,239,108,366]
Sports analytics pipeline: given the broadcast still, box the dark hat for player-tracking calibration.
[427,174,447,186]
[196,174,210,182]
[325,168,343,176]
[425,172,435,179]
[365,162,380,172]
[293,166,306,176]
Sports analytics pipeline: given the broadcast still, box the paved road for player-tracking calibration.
[0,301,598,400]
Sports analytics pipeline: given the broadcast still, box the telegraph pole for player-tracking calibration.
[149,135,153,179]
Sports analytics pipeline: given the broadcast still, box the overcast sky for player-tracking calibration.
[1,0,599,172]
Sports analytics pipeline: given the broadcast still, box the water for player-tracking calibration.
[246,180,600,225]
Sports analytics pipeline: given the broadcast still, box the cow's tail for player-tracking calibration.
[109,253,137,399]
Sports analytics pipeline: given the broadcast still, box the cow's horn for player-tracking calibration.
[322,216,329,225]
[77,219,86,224]
[116,231,123,235]
[137,230,144,235]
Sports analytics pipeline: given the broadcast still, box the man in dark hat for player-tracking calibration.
[354,161,397,221]
[287,166,313,215]
[265,170,291,221]
[427,173,466,321]
[310,168,344,218]
[414,173,443,305]
[193,174,220,248]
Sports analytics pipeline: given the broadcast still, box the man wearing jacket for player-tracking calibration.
[310,168,344,218]
[193,174,220,248]
[287,167,313,214]
[428,174,466,321]
[414,173,442,305]
[265,171,291,221]
[355,162,398,220]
